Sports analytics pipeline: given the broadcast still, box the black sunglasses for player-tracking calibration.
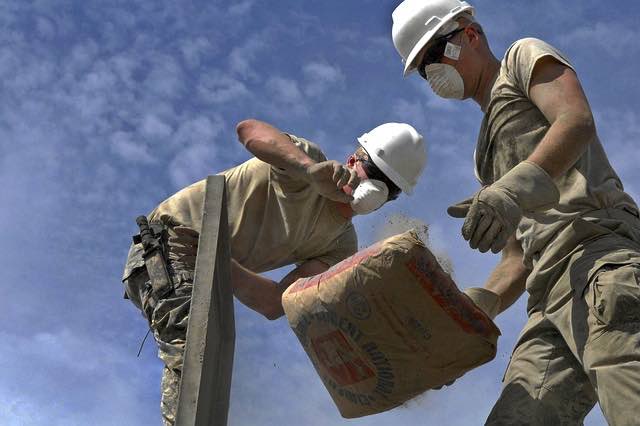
[417,27,466,79]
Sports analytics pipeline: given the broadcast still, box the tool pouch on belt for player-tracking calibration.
[133,215,174,308]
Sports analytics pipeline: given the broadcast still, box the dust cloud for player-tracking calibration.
[374,213,454,278]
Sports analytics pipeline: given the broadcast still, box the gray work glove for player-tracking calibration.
[463,287,501,320]
[448,161,559,253]
[305,160,360,203]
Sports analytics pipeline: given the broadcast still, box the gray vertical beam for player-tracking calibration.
[176,175,235,426]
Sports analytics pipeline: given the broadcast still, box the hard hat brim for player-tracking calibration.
[402,5,475,77]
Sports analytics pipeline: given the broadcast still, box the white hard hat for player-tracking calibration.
[357,123,426,195]
[392,0,475,77]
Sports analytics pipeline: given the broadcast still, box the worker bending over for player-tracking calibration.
[121,118,426,425]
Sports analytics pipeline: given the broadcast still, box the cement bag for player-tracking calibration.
[282,230,500,418]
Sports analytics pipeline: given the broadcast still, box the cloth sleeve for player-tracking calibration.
[270,133,328,192]
[504,38,575,97]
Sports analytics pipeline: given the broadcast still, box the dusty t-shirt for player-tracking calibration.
[475,38,639,285]
[123,135,357,279]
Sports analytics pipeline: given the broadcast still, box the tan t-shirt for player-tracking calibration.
[123,135,357,279]
[475,38,639,269]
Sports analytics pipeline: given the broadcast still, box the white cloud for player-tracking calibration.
[391,98,427,128]
[111,131,156,164]
[303,61,346,97]
[168,116,225,187]
[197,73,250,104]
[560,23,640,58]
[228,0,255,17]
[144,54,185,99]
[169,142,217,188]
[35,15,56,39]
[229,35,267,79]
[593,108,640,178]
[141,113,173,140]
[181,36,215,69]
[266,76,308,116]
[0,350,155,426]
[173,115,225,147]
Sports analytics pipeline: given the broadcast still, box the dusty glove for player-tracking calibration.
[305,160,360,203]
[463,287,501,320]
[448,161,559,253]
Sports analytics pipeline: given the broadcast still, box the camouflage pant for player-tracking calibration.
[487,237,640,426]
[124,225,198,426]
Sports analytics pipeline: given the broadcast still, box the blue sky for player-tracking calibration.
[2,0,638,424]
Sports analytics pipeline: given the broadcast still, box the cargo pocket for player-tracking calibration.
[587,262,640,332]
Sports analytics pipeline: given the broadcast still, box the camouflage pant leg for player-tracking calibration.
[150,272,194,426]
[161,365,182,426]
[579,262,640,426]
[124,268,194,425]
[486,312,597,426]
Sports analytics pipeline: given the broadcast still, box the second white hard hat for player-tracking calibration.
[392,0,475,77]
[357,123,426,195]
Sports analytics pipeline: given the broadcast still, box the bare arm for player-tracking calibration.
[483,235,530,314]
[236,118,358,202]
[527,57,597,179]
[230,258,329,320]
[236,119,315,179]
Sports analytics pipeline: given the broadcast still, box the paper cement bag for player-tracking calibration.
[282,231,501,418]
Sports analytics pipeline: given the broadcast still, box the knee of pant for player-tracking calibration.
[486,382,585,426]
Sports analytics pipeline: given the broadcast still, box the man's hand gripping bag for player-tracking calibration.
[282,231,500,418]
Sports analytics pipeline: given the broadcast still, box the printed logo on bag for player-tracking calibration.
[298,312,397,407]
[346,292,371,320]
[312,330,376,386]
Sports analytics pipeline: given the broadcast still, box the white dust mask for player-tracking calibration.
[424,63,465,99]
[350,179,389,215]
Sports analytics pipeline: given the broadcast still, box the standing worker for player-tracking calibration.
[121,118,426,425]
[392,1,640,424]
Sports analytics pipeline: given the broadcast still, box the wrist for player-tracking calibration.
[463,287,501,319]
[495,160,559,213]
[298,159,315,181]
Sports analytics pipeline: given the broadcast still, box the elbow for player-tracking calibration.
[263,309,284,321]
[568,111,596,142]
[236,119,261,146]
[576,112,596,135]
[262,301,285,321]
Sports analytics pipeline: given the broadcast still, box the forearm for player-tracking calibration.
[528,112,596,179]
[236,119,314,178]
[230,259,329,320]
[483,236,530,314]
[231,259,281,320]
[484,259,528,313]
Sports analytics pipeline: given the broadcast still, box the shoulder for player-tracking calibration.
[503,38,574,92]
[506,38,557,58]
[505,38,572,68]
[285,133,328,163]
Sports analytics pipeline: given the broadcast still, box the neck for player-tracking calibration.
[472,55,501,112]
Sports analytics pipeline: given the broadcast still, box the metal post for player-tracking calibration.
[176,175,235,426]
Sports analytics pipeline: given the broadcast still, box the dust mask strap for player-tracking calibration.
[350,179,389,215]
